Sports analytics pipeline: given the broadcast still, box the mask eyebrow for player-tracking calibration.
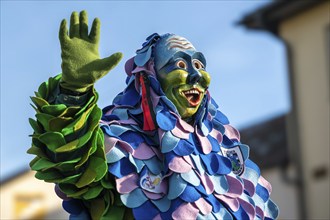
[157,51,191,74]
[158,51,204,74]
[172,51,192,61]
[192,52,207,67]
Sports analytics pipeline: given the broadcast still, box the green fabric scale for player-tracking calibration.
[27,75,131,220]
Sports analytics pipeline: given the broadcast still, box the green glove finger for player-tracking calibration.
[59,19,70,46]
[96,52,123,79]
[79,10,88,39]
[71,52,122,90]
[89,18,100,44]
[69,11,79,38]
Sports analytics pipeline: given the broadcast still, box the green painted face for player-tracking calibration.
[157,58,211,120]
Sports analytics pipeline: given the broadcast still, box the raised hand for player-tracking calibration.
[59,11,123,92]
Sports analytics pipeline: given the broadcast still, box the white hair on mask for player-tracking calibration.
[165,36,195,50]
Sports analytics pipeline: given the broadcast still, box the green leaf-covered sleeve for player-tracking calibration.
[27,74,128,219]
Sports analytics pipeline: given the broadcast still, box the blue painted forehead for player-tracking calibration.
[154,33,199,70]
[134,33,206,70]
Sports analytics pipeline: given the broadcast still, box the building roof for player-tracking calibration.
[0,167,30,185]
[238,0,326,34]
[240,115,288,169]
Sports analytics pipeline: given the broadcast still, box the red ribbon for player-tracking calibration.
[140,74,156,131]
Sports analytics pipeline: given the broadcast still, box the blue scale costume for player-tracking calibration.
[28,33,279,220]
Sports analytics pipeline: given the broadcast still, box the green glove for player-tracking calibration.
[59,10,123,93]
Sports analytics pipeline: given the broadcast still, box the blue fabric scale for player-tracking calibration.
[168,173,187,200]
[213,204,233,220]
[265,199,279,219]
[180,185,202,202]
[149,76,165,96]
[173,139,195,156]
[163,152,177,171]
[195,183,208,196]
[245,159,261,177]
[212,119,226,134]
[108,157,136,178]
[256,184,270,202]
[128,154,145,173]
[133,201,159,220]
[161,131,180,153]
[100,124,116,137]
[156,110,177,131]
[212,175,229,194]
[106,146,127,163]
[222,135,236,149]
[143,156,163,175]
[121,188,148,208]
[230,205,250,220]
[101,113,120,122]
[119,131,145,149]
[199,153,232,175]
[207,135,221,152]
[112,124,135,137]
[214,110,230,125]
[160,199,183,220]
[181,170,201,187]
[151,196,171,212]
[63,199,85,215]
[204,194,222,213]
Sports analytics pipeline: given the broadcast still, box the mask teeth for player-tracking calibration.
[183,88,200,95]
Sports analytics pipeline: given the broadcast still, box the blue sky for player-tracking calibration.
[0,1,290,180]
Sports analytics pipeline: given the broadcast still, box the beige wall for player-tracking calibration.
[0,171,68,219]
[262,166,300,219]
[279,2,330,219]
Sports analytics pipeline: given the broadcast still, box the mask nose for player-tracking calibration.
[187,68,202,84]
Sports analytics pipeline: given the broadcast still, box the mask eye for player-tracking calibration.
[193,59,204,70]
[176,60,187,69]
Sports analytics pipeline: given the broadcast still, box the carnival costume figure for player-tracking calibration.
[28,11,279,220]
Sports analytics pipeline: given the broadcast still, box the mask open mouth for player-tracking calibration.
[182,88,202,107]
